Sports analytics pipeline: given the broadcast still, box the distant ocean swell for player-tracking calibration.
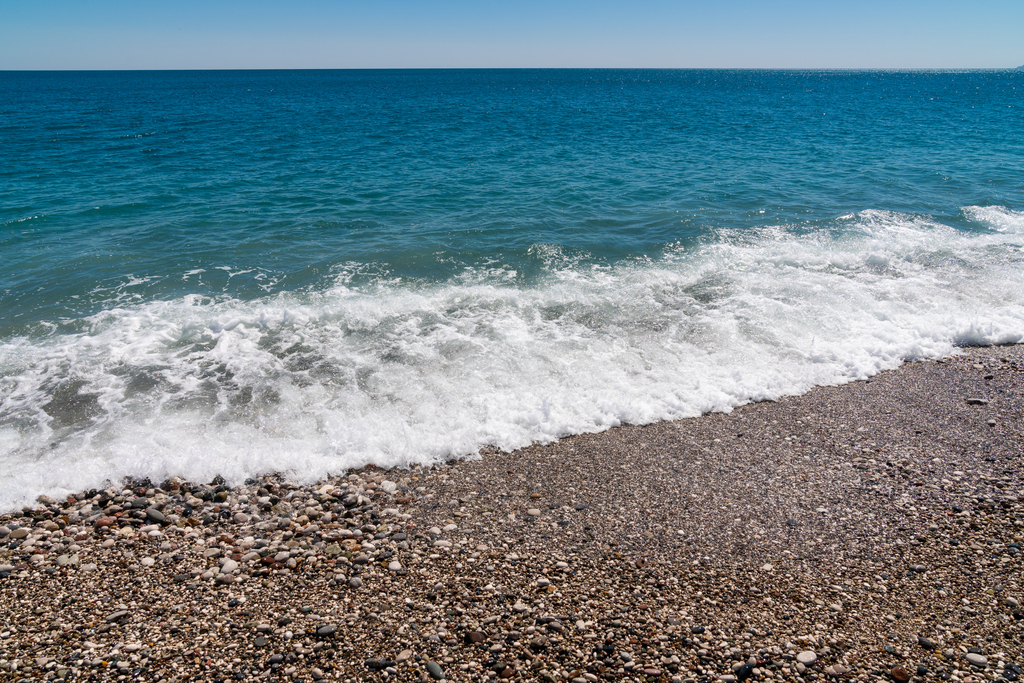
[1,205,1022,510]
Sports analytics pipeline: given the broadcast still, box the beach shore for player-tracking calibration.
[1,345,1022,682]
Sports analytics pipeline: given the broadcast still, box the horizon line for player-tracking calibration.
[2,66,1022,72]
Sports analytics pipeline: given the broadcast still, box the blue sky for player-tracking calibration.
[2,0,1022,70]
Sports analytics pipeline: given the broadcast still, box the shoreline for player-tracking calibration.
[1,345,1022,682]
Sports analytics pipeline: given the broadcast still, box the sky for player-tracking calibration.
[2,0,1022,70]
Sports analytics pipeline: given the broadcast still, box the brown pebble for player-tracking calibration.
[891,666,911,683]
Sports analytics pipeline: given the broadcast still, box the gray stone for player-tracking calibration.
[918,636,936,649]
[965,653,988,667]
[317,624,337,637]
[965,398,989,405]
[796,651,817,666]
[254,635,268,648]
[349,576,363,588]
[105,610,128,623]
[145,508,165,523]
[426,660,445,680]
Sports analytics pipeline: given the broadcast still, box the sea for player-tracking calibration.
[2,69,1023,511]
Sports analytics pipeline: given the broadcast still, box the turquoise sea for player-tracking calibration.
[2,69,1023,509]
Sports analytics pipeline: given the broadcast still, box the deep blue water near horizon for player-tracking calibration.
[2,69,1023,509]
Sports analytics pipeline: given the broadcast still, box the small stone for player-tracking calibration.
[311,667,324,680]
[918,636,936,649]
[145,508,165,523]
[828,603,842,612]
[388,561,402,571]
[512,602,528,613]
[397,649,412,662]
[890,666,911,683]
[691,625,705,634]
[233,512,249,524]
[93,517,115,529]
[720,676,736,683]
[105,610,128,623]
[529,635,549,649]
[349,576,363,588]
[427,660,445,680]
[825,664,848,676]
[220,559,239,574]
[317,624,338,637]
[465,631,486,644]
[796,651,817,666]
[785,519,799,527]
[909,564,927,573]
[254,635,268,648]
[526,509,541,517]
[965,653,988,667]
[965,398,989,405]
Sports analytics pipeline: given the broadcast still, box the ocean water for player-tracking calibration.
[2,69,1023,510]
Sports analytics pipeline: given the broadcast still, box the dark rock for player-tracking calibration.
[529,635,549,650]
[691,625,705,634]
[918,636,936,649]
[317,624,337,637]
[465,631,487,644]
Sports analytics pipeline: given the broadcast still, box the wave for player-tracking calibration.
[1,205,1023,510]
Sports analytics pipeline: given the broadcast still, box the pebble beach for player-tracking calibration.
[2,346,1023,683]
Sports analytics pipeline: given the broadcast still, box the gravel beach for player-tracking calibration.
[2,346,1022,683]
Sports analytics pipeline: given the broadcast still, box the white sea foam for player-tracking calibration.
[1,206,1023,510]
